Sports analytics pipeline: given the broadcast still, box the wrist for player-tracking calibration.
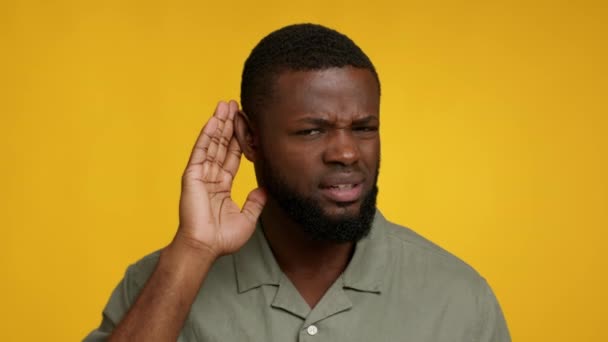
[160,234,219,277]
[170,231,221,260]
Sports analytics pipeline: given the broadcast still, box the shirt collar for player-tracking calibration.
[234,222,282,293]
[233,209,389,294]
[341,210,389,293]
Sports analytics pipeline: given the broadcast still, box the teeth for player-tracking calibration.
[332,184,354,190]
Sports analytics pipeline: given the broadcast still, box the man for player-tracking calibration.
[85,23,510,341]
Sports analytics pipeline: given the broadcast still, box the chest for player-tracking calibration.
[180,285,477,342]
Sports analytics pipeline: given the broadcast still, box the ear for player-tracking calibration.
[234,110,258,162]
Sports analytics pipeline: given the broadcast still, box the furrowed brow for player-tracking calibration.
[352,116,379,125]
[294,115,378,126]
[295,117,331,126]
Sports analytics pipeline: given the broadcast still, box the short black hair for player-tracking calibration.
[240,23,380,121]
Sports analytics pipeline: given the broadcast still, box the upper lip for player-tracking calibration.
[319,174,365,188]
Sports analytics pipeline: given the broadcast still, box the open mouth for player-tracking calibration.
[320,183,363,203]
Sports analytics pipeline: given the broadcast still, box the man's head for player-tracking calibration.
[236,23,381,243]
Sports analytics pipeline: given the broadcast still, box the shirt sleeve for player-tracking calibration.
[82,265,142,342]
[82,252,195,342]
[477,278,511,342]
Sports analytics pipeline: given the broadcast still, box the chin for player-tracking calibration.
[321,201,362,218]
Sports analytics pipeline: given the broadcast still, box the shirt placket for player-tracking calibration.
[297,276,353,342]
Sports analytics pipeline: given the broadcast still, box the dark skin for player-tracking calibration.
[108,66,379,340]
[236,66,381,307]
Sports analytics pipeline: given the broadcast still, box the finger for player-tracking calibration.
[187,115,219,167]
[205,101,229,165]
[241,188,267,224]
[207,119,232,181]
[211,100,238,179]
[222,137,242,180]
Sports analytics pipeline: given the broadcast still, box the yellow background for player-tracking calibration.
[1,0,606,340]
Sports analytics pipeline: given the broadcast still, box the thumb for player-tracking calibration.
[241,187,267,224]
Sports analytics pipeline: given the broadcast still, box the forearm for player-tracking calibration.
[102,100,265,341]
[109,237,217,342]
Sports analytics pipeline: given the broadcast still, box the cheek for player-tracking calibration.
[360,139,380,166]
[284,147,323,186]
[262,138,323,187]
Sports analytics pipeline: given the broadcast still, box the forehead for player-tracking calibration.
[266,67,380,123]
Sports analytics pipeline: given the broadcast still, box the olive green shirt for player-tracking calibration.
[85,211,510,341]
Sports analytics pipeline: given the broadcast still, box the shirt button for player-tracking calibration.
[306,325,318,336]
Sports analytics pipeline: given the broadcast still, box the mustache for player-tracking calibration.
[319,157,381,183]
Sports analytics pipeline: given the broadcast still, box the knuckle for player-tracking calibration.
[241,208,255,221]
[195,145,209,153]
[219,136,230,147]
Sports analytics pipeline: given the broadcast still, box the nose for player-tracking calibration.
[322,129,360,166]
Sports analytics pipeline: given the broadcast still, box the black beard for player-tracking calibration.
[260,160,379,243]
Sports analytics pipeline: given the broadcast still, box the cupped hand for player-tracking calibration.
[176,100,266,257]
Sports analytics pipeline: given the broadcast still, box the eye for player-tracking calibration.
[296,129,323,136]
[353,126,378,132]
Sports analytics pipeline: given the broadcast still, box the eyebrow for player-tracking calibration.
[295,115,378,125]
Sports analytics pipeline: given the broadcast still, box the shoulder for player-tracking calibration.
[124,250,161,288]
[378,214,486,293]
[375,214,510,340]
[126,249,234,289]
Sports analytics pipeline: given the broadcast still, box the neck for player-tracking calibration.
[261,200,354,274]
[260,200,354,307]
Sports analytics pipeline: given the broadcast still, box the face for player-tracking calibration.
[252,67,381,242]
